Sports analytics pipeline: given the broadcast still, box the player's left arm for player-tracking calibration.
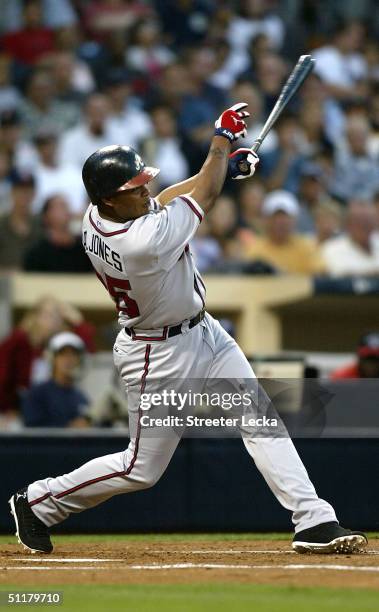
[156,175,199,207]
[156,148,259,208]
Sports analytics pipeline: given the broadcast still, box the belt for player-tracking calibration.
[124,309,205,340]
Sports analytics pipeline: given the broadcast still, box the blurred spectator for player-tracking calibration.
[230,80,277,154]
[259,114,305,193]
[313,200,343,244]
[0,148,12,214]
[83,0,150,38]
[0,297,95,422]
[0,0,77,32]
[190,217,222,273]
[22,332,90,428]
[236,180,266,247]
[126,18,175,78]
[253,51,287,115]
[32,127,86,216]
[19,70,80,138]
[296,162,329,234]
[226,0,285,61]
[178,47,227,149]
[156,0,214,50]
[1,0,55,65]
[331,332,379,379]
[23,194,92,272]
[312,20,367,100]
[331,116,379,202]
[0,171,41,269]
[57,93,119,168]
[298,100,332,157]
[106,69,152,149]
[0,110,37,173]
[245,190,325,274]
[0,52,22,113]
[208,195,243,260]
[299,72,345,146]
[321,200,379,276]
[140,104,189,190]
[47,51,88,107]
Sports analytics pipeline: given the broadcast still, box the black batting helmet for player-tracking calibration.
[82,145,159,206]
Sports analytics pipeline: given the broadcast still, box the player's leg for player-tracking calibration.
[202,314,357,535]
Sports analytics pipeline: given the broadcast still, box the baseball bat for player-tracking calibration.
[250,54,315,154]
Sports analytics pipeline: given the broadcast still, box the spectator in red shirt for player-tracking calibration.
[0,296,95,426]
[330,332,379,379]
[1,0,55,66]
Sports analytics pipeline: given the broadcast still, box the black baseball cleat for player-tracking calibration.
[9,488,53,554]
[292,521,367,554]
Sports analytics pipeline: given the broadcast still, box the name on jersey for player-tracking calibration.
[83,231,123,272]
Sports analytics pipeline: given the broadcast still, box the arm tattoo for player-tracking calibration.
[209,146,227,159]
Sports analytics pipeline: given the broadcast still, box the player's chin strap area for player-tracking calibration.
[124,309,205,342]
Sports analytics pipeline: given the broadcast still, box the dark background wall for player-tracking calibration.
[1,436,378,533]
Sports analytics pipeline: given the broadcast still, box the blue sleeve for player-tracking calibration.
[22,386,46,427]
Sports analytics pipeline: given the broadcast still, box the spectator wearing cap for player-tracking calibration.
[23,194,92,273]
[331,332,379,379]
[245,190,326,275]
[0,171,42,270]
[22,332,90,428]
[321,200,379,277]
[32,127,87,216]
[106,69,152,150]
[57,93,119,169]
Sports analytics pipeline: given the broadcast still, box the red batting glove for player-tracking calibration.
[214,102,249,143]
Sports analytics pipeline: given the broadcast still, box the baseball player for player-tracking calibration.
[9,103,367,555]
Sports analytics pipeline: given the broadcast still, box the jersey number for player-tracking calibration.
[104,273,140,318]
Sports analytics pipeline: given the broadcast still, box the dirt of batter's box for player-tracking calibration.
[0,539,379,589]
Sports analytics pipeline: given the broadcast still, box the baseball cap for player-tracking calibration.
[262,190,299,217]
[33,125,58,145]
[48,332,85,354]
[10,169,35,188]
[357,332,379,358]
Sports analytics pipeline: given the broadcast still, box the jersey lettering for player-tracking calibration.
[83,231,123,272]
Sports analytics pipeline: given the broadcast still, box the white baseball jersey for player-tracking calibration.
[82,195,206,330]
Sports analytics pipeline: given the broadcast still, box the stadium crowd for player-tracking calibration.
[0,0,378,276]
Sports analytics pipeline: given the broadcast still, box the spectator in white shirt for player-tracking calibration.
[58,93,119,169]
[331,116,379,202]
[105,69,152,149]
[32,127,86,216]
[312,20,367,101]
[322,201,379,277]
[139,105,188,190]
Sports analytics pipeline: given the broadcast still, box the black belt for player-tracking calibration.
[124,309,205,339]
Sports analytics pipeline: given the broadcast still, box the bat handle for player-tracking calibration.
[251,139,262,154]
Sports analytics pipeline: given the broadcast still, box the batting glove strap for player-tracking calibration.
[214,102,249,143]
[228,148,259,180]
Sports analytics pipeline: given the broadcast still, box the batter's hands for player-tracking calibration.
[228,148,259,180]
[214,102,249,143]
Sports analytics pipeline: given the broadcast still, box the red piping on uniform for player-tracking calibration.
[29,345,152,507]
[89,209,132,237]
[180,196,203,223]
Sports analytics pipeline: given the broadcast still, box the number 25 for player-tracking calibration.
[104,273,140,318]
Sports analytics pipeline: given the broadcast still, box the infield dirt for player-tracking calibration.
[1,538,379,589]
